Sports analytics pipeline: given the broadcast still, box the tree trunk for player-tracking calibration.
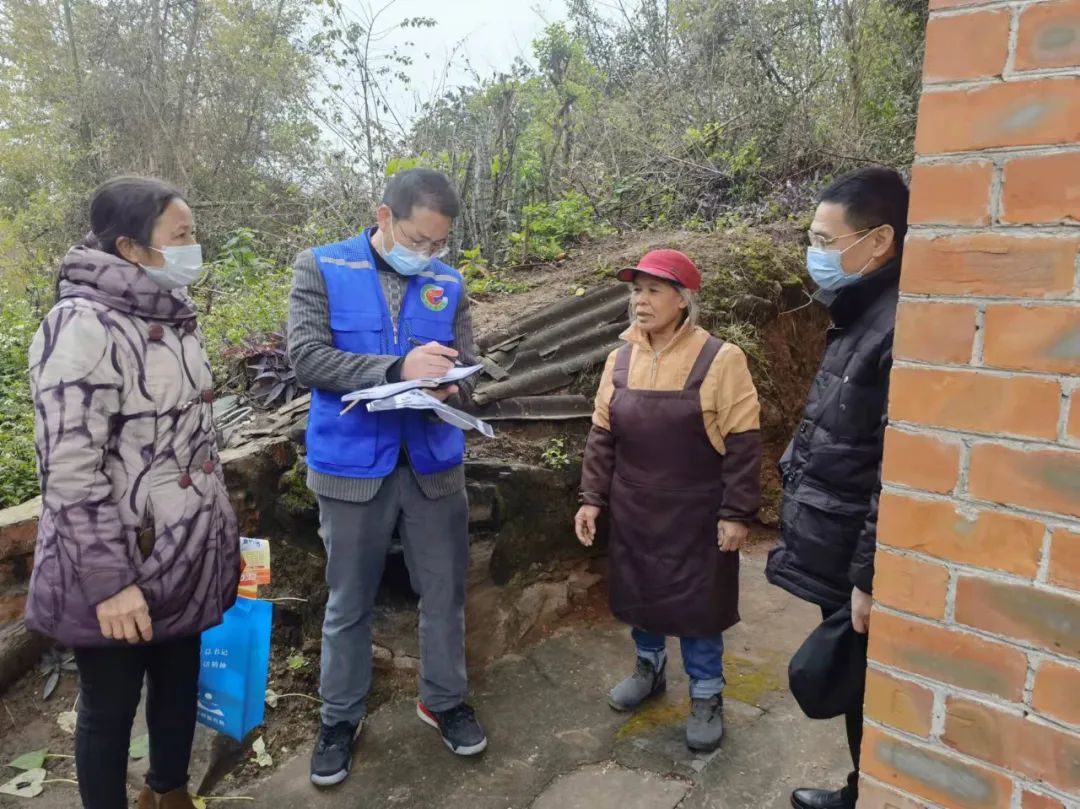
[60,0,96,175]
[0,620,50,696]
[239,0,288,171]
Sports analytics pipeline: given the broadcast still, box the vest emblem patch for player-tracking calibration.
[421,284,448,312]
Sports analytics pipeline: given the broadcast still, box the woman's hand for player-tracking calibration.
[575,505,601,547]
[717,520,749,553]
[96,584,152,644]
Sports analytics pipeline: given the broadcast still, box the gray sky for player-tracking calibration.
[341,0,568,125]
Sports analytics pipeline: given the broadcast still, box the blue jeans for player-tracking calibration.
[632,627,726,699]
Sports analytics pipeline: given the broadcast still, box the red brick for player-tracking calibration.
[894,302,978,365]
[1048,527,1080,590]
[864,668,936,737]
[955,575,1080,658]
[883,428,962,494]
[858,779,931,809]
[944,697,1080,793]
[874,551,950,620]
[915,78,1080,154]
[889,366,1060,440]
[879,493,1045,576]
[983,305,1080,374]
[1016,0,1080,72]
[909,162,993,226]
[901,234,1078,298]
[862,725,1012,809]
[969,443,1080,519]
[924,11,1010,83]
[868,611,1028,700]
[1002,153,1080,224]
[1022,791,1067,809]
[1032,659,1080,726]
[1070,395,1080,441]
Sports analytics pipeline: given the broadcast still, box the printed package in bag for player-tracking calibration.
[197,597,273,740]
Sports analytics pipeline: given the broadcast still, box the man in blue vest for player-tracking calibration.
[287,169,485,787]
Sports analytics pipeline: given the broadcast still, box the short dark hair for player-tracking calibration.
[87,176,185,256]
[819,167,910,254]
[382,168,460,220]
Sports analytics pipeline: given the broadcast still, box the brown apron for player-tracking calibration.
[607,336,739,637]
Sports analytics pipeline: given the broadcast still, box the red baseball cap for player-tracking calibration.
[616,249,702,291]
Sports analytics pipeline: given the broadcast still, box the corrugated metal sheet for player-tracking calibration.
[473,284,628,406]
[473,395,594,421]
[218,285,628,439]
[478,284,628,353]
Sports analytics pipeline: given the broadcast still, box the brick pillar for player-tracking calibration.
[861,1,1080,807]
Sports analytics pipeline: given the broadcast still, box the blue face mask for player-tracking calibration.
[805,229,877,291]
[384,242,431,276]
[380,216,434,276]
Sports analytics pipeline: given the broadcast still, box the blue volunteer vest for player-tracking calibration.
[305,232,466,479]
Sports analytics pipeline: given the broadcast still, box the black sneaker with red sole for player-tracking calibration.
[310,720,363,787]
[417,701,488,756]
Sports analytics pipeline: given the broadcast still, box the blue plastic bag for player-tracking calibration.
[197,597,273,741]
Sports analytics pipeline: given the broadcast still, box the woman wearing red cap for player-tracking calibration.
[574,249,762,752]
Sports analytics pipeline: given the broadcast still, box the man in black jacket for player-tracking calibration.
[766,167,910,809]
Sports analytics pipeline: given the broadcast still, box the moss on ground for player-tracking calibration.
[279,457,317,515]
[614,652,785,740]
[723,653,784,707]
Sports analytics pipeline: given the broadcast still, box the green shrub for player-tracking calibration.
[460,246,529,295]
[541,437,571,470]
[197,230,292,384]
[0,296,41,508]
[509,191,614,262]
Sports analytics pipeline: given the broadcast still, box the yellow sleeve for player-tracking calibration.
[592,350,618,431]
[712,343,761,438]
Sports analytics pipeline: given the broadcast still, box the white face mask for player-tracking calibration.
[141,244,204,290]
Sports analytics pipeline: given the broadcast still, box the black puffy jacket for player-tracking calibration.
[766,260,900,610]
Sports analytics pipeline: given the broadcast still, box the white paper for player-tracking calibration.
[341,364,484,403]
[366,389,496,438]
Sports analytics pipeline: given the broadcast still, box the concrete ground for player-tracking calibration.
[239,547,851,809]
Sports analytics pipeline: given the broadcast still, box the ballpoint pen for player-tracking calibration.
[408,336,465,367]
[339,339,464,416]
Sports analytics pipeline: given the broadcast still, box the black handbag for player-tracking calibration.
[788,604,869,720]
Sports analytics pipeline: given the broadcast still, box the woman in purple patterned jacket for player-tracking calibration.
[25,177,240,809]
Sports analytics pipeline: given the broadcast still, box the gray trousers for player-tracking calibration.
[317,466,470,725]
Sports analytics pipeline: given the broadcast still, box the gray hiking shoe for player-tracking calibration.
[686,695,724,752]
[608,656,666,711]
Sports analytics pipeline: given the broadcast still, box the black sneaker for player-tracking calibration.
[417,701,488,756]
[310,720,362,787]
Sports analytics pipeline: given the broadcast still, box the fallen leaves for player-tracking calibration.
[129,734,150,761]
[251,737,272,768]
[285,654,308,671]
[0,768,46,798]
[6,750,46,772]
[56,711,77,735]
